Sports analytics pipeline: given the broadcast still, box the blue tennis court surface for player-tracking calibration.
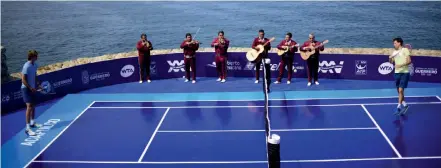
[2,87,441,168]
[12,91,440,168]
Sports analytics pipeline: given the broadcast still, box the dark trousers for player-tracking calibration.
[184,57,196,80]
[306,57,319,82]
[215,55,227,79]
[138,56,151,80]
[276,56,293,82]
[255,59,271,82]
[256,58,271,92]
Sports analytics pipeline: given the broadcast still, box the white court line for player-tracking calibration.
[89,101,441,109]
[281,156,441,163]
[32,160,267,164]
[23,101,96,168]
[361,105,402,158]
[138,108,170,162]
[157,127,377,133]
[93,95,437,102]
[32,156,441,164]
[436,96,441,102]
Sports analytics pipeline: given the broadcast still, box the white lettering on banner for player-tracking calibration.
[251,63,279,71]
[150,61,157,75]
[13,90,23,100]
[415,67,437,76]
[286,63,304,72]
[378,62,394,75]
[355,60,368,75]
[90,72,110,81]
[120,64,135,78]
[207,61,242,70]
[21,119,61,147]
[1,95,10,103]
[82,70,90,84]
[243,62,303,72]
[52,78,73,88]
[206,62,217,68]
[319,61,344,74]
[244,62,255,70]
[167,60,185,73]
[82,70,110,84]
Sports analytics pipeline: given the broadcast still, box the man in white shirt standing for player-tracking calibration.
[389,37,411,115]
[21,50,42,136]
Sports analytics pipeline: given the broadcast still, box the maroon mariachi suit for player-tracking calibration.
[180,40,199,80]
[251,37,271,80]
[300,40,324,82]
[136,40,153,80]
[276,39,298,82]
[211,38,230,80]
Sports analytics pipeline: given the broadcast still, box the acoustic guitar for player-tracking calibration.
[246,37,276,62]
[277,44,299,56]
[300,40,329,60]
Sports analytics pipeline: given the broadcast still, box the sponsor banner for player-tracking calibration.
[2,52,440,113]
[1,57,139,113]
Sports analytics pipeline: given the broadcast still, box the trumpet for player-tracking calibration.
[143,40,150,48]
[219,38,225,45]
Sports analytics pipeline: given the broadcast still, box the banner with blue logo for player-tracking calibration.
[2,52,440,113]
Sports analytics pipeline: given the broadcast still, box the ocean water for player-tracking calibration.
[2,1,441,73]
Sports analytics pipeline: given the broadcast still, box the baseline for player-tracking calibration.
[23,101,96,168]
[31,156,441,164]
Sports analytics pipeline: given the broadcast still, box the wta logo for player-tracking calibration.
[378,62,394,75]
[121,64,135,78]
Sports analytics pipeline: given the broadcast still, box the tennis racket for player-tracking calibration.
[389,44,412,59]
[405,44,412,52]
[37,81,57,95]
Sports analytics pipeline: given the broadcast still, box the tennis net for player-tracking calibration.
[262,58,280,168]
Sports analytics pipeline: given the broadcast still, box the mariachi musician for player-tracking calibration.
[299,33,325,86]
[251,29,272,85]
[180,33,200,83]
[275,32,298,84]
[211,30,230,83]
[136,33,153,83]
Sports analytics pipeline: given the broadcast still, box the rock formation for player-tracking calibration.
[1,46,10,83]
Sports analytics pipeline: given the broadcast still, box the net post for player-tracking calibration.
[267,134,281,168]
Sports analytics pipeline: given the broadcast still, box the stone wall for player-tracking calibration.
[8,47,441,81]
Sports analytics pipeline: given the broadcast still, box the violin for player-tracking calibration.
[186,39,200,45]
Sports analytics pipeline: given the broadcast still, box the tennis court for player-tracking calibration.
[20,92,441,168]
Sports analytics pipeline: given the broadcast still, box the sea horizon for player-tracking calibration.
[2,1,441,73]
